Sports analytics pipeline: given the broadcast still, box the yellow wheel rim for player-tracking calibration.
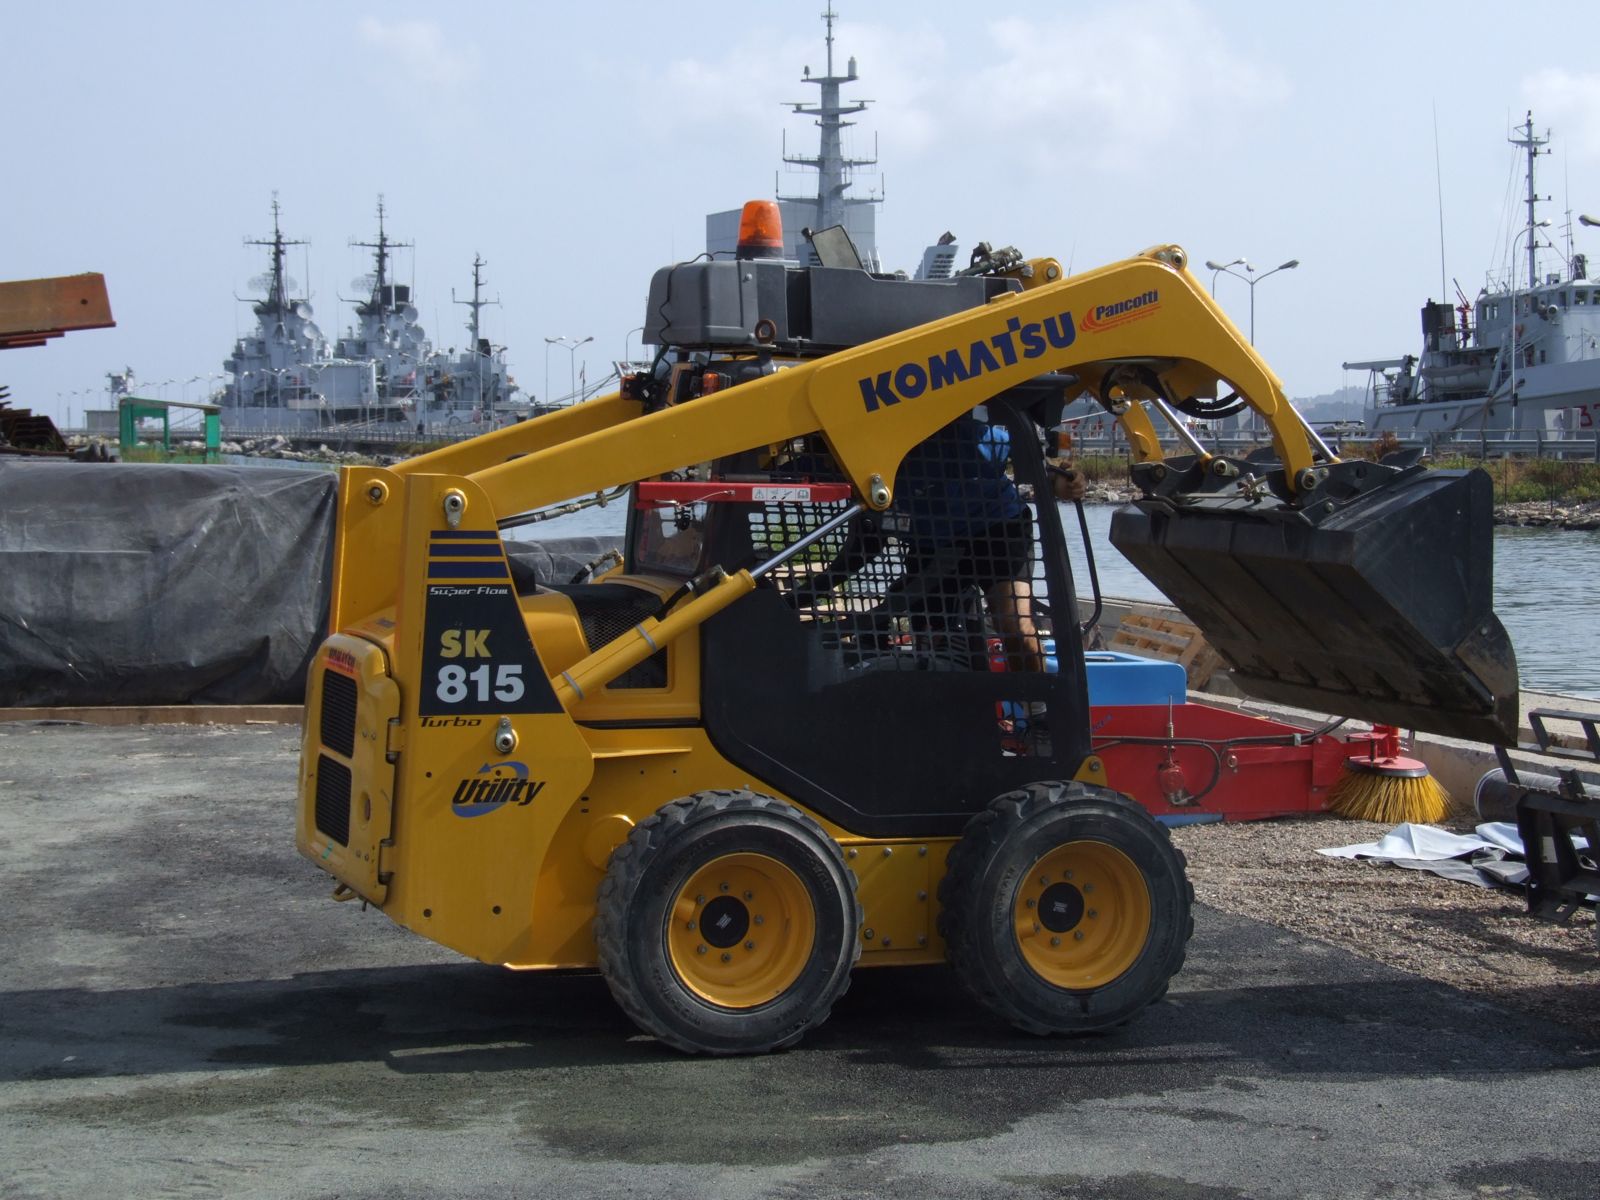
[1013,840,1151,989]
[666,852,816,1009]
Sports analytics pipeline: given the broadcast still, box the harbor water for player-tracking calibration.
[525,500,1600,701]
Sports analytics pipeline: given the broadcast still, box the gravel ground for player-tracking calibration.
[1170,814,1600,1039]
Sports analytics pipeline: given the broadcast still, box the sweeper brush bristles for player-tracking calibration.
[1327,756,1451,824]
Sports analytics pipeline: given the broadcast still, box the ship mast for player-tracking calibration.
[1510,112,1550,288]
[452,255,501,415]
[352,196,412,320]
[243,196,306,322]
[452,254,497,353]
[781,4,880,237]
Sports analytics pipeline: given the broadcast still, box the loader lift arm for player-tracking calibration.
[393,245,1316,524]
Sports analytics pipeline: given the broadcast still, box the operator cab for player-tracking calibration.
[622,399,1091,839]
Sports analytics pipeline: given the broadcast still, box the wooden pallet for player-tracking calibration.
[1107,607,1224,689]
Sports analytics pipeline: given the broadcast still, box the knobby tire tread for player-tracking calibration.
[937,781,1194,1035]
[594,789,861,1055]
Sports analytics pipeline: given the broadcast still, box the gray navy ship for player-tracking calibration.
[1354,113,1600,438]
[221,199,522,434]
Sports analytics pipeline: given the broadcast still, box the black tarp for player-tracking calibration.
[0,461,621,707]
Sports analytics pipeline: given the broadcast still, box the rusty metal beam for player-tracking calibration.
[0,273,115,350]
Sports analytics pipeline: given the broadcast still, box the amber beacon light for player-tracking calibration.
[736,200,785,259]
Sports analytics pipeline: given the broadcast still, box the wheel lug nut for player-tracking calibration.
[1083,883,1095,894]
[697,944,707,955]
[1087,909,1098,919]
[721,952,732,962]
[720,882,729,892]
[1050,936,1061,946]
[1026,898,1036,909]
[695,894,706,904]
[686,921,696,931]
[745,941,755,950]
[744,891,754,900]
[1039,876,1049,887]
[753,915,765,925]
[1075,930,1085,941]
[1064,870,1073,880]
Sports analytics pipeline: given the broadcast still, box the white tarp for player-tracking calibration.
[1319,821,1590,890]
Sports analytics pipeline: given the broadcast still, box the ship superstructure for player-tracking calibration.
[333,200,426,411]
[221,200,376,428]
[1362,113,1600,437]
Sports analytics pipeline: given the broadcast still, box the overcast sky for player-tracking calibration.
[8,0,1600,424]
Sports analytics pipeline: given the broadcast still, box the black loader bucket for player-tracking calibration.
[1110,467,1518,744]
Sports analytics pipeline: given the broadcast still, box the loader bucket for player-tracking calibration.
[1109,467,1519,744]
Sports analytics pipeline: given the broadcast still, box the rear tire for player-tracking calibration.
[938,781,1192,1035]
[594,789,861,1055]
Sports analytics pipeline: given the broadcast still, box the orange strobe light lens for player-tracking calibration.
[736,200,784,259]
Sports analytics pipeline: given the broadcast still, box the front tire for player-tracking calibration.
[938,782,1193,1035]
[594,790,861,1055]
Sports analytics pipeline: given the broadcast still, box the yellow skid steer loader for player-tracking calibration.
[297,207,1515,1053]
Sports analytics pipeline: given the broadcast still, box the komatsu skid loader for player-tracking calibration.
[297,207,1516,1054]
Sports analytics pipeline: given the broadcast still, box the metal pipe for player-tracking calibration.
[1287,403,1340,463]
[750,503,865,579]
[1144,395,1210,458]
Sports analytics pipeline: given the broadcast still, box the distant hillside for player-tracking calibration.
[1291,384,1368,424]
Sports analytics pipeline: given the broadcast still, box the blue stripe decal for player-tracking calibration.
[431,529,498,540]
[429,543,504,557]
[427,561,510,579]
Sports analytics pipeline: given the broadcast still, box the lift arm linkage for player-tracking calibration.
[398,246,1318,527]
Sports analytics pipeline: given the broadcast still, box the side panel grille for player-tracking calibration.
[315,755,352,847]
[321,670,358,757]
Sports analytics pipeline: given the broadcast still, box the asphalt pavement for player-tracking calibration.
[1,721,1595,1200]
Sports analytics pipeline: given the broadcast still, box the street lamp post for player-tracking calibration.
[543,335,593,405]
[569,335,592,399]
[1509,219,1553,419]
[1204,258,1300,434]
[1205,257,1246,297]
[1204,258,1301,345]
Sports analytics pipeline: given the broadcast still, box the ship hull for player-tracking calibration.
[1368,359,1600,438]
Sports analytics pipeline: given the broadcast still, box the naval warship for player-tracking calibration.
[220,199,522,434]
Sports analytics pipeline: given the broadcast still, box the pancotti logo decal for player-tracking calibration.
[1080,289,1161,333]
